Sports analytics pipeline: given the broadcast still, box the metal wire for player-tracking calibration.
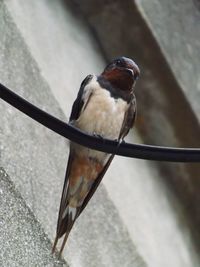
[1,82,200,162]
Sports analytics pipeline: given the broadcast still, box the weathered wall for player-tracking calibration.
[0,169,66,267]
[0,0,200,266]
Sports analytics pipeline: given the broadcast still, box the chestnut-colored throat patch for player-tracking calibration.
[103,68,134,92]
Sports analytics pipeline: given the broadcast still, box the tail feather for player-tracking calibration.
[52,205,78,256]
[57,206,77,238]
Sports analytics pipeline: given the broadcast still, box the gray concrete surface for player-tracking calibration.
[1,0,200,266]
[136,0,200,120]
[0,168,67,267]
[4,0,105,117]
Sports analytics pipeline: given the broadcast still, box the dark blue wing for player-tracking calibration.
[69,74,93,122]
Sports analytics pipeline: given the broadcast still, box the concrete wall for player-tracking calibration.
[0,168,66,267]
[0,1,199,266]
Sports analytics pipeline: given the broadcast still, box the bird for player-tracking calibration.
[52,56,140,256]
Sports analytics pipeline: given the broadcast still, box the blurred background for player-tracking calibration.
[0,0,200,266]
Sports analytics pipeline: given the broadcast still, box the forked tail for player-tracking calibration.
[52,205,77,257]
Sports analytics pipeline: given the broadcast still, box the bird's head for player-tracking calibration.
[101,57,140,92]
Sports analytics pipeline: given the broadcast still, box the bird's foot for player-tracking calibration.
[93,132,104,139]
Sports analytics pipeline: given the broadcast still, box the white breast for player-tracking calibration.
[76,77,128,140]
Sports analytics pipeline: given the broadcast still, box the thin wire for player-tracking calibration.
[0,82,200,162]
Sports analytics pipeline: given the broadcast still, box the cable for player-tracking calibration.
[1,82,200,162]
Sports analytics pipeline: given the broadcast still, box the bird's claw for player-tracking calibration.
[93,132,104,139]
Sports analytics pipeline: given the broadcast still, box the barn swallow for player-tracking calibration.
[52,57,140,256]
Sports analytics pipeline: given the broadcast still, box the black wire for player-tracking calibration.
[0,82,200,162]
